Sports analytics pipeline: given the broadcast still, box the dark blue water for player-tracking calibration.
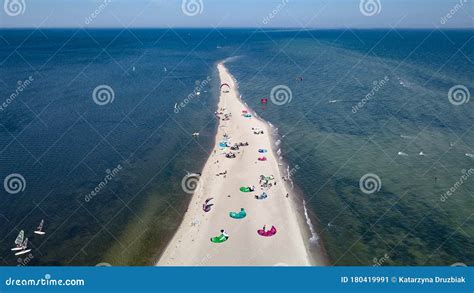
[1,29,472,266]
[0,29,231,265]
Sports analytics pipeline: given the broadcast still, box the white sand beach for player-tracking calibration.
[157,62,320,266]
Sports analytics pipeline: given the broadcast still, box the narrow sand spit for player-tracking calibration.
[157,62,318,266]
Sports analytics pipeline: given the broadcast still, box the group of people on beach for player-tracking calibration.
[259,175,276,189]
[215,108,231,121]
[252,127,264,135]
[225,152,236,158]
[216,170,227,177]
[206,102,287,242]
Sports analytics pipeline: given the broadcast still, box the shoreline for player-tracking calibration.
[157,61,325,266]
[231,75,329,266]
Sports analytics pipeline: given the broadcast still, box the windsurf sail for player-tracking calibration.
[22,238,28,249]
[34,219,46,235]
[13,237,30,255]
[11,230,25,251]
[15,230,24,245]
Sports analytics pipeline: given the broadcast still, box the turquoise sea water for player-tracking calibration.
[0,29,472,265]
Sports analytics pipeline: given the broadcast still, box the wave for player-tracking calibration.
[303,200,319,244]
[222,55,244,64]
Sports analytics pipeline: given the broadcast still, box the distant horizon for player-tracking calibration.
[1,0,472,29]
[1,26,473,30]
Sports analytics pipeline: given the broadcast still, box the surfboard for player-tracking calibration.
[14,249,32,256]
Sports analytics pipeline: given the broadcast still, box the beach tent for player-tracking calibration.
[258,149,268,153]
[229,208,247,219]
[258,156,267,161]
[257,225,277,237]
[240,187,252,192]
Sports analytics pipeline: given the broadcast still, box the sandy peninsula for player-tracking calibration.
[157,62,319,266]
